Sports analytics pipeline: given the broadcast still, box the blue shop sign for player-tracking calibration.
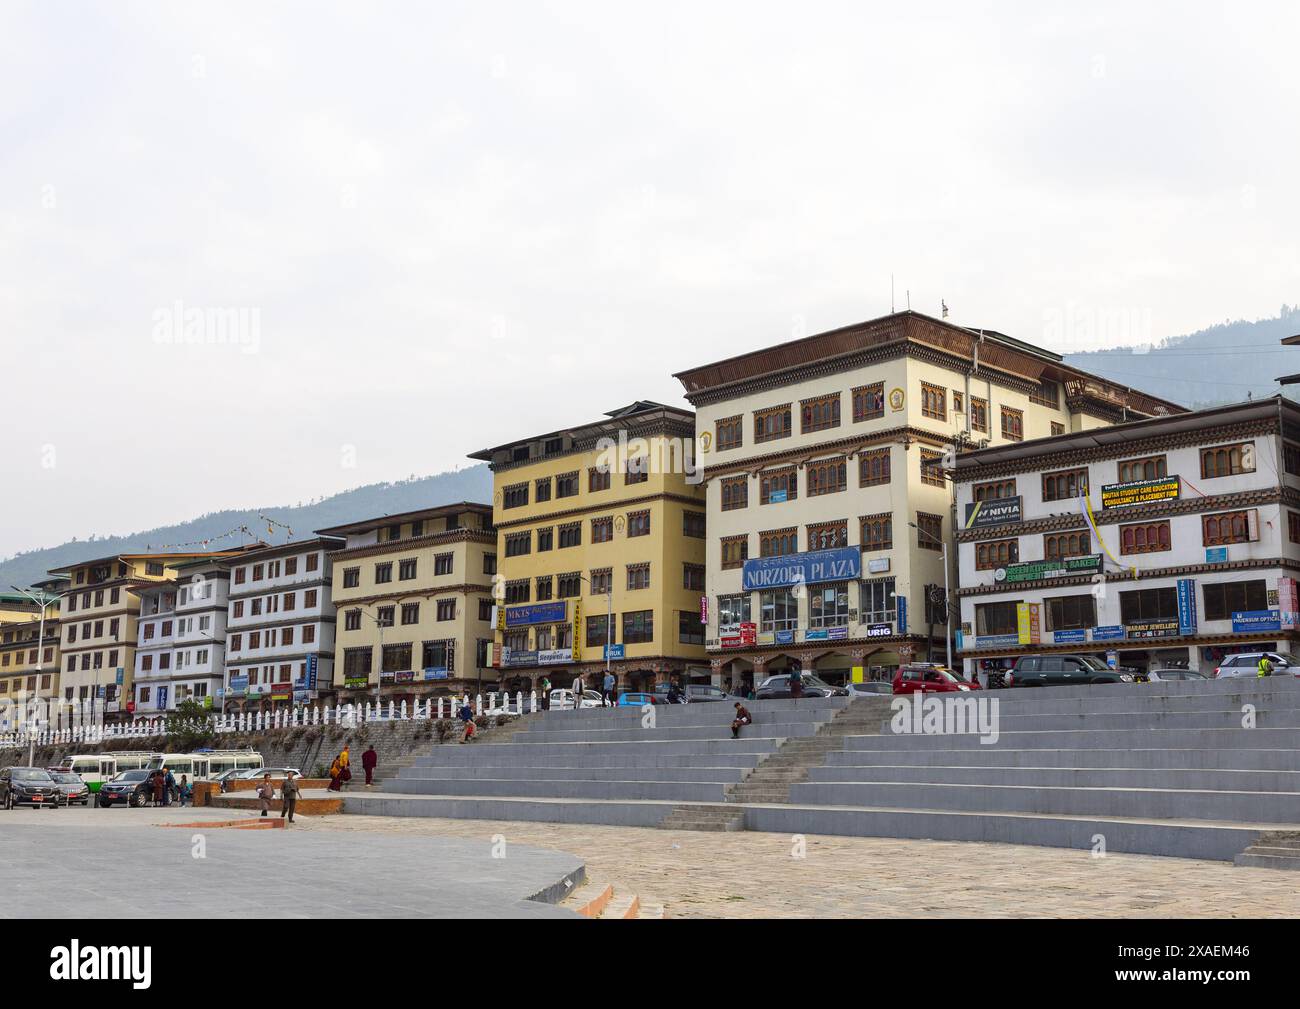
[1206,547,1228,564]
[1091,625,1125,641]
[742,547,861,591]
[976,633,1019,648]
[423,667,450,680]
[1232,610,1281,633]
[1177,579,1198,636]
[1053,629,1087,644]
[604,644,625,660]
[775,630,795,645]
[506,601,567,627]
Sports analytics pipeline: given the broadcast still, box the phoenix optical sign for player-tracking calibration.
[742,547,861,591]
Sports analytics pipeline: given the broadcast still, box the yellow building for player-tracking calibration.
[469,401,710,693]
[49,551,248,721]
[317,503,498,701]
[0,578,67,720]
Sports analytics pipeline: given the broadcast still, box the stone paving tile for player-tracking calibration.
[299,814,1300,919]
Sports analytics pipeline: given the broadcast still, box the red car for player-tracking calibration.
[892,664,982,695]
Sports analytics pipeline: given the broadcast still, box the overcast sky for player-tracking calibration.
[3,0,1298,559]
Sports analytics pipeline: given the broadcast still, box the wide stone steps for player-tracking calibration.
[409,739,781,763]
[516,722,819,743]
[399,764,752,783]
[823,747,1300,770]
[879,710,1300,732]
[656,803,746,832]
[387,777,732,801]
[846,727,1300,750]
[789,780,1300,823]
[1234,831,1300,869]
[808,764,1300,792]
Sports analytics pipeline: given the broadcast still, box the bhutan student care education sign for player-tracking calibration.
[742,547,861,591]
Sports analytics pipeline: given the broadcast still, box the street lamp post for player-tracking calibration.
[907,523,953,672]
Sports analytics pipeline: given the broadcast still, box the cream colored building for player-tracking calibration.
[318,503,497,701]
[0,578,67,726]
[469,402,709,693]
[674,310,1184,691]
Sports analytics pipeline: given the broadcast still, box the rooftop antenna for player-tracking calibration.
[891,274,895,314]
[942,299,949,320]
[906,289,911,311]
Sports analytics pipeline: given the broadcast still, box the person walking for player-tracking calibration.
[162,766,176,807]
[570,673,585,711]
[731,702,752,739]
[327,746,351,792]
[150,769,165,807]
[1258,654,1275,677]
[280,770,300,824]
[361,746,378,787]
[539,675,551,711]
[256,773,275,817]
[458,700,477,743]
[789,669,804,700]
[602,670,616,707]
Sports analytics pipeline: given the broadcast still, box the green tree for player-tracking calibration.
[164,698,215,750]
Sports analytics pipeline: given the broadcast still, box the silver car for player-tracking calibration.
[1213,652,1299,678]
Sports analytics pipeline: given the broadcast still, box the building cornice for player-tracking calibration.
[332,584,494,607]
[328,528,496,563]
[492,491,706,531]
[703,424,956,480]
[958,630,1296,659]
[957,486,1287,543]
[956,556,1300,598]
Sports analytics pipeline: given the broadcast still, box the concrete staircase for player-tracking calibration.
[344,697,850,826]
[567,880,669,919]
[1234,831,1300,870]
[725,696,894,804]
[344,678,1300,862]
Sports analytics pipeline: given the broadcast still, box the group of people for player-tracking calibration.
[142,768,193,807]
[326,744,382,789]
[255,770,300,823]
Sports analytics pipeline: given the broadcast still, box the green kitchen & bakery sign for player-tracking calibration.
[994,554,1103,584]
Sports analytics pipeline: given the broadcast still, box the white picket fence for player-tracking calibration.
[0,691,538,750]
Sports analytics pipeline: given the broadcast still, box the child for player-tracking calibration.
[178,774,193,807]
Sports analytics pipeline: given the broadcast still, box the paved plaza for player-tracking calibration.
[6,804,1294,918]
[0,806,582,918]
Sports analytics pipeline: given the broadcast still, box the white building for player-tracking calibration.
[954,396,1300,678]
[223,538,343,712]
[131,583,177,713]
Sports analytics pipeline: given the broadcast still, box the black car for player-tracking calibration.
[755,673,849,699]
[97,769,155,808]
[0,767,61,810]
[1007,654,1135,687]
[47,771,92,806]
[651,683,730,703]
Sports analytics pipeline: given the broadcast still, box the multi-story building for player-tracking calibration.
[674,310,1184,691]
[0,577,67,724]
[954,395,1300,678]
[223,538,342,713]
[317,503,497,702]
[129,556,237,713]
[469,402,710,693]
[49,551,245,722]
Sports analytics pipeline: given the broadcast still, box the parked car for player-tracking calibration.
[651,683,730,703]
[1147,668,1207,682]
[847,681,894,697]
[97,769,155,808]
[0,767,61,810]
[233,767,302,780]
[1213,652,1300,678]
[892,664,980,695]
[617,691,656,707]
[1006,654,1134,686]
[754,673,849,699]
[47,771,92,806]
